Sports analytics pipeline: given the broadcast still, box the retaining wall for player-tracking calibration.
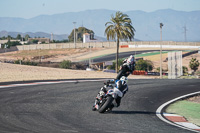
[0,41,200,53]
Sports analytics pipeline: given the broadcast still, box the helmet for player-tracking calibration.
[120,76,128,84]
[127,55,135,64]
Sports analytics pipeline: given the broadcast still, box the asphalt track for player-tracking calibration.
[89,50,174,63]
[88,50,162,63]
[0,79,199,133]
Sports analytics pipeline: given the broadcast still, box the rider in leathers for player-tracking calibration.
[117,55,135,79]
[92,76,128,111]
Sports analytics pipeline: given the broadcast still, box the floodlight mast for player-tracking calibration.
[160,23,164,79]
[73,22,76,48]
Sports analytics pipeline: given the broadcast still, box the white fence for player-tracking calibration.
[0,41,200,53]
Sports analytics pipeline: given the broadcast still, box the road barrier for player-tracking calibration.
[1,41,200,53]
[120,45,129,48]
[133,70,146,75]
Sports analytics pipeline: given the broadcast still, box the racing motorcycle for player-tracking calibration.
[93,84,123,113]
[116,64,131,80]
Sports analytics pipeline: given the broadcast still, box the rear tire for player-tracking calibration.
[98,96,114,113]
[116,70,124,79]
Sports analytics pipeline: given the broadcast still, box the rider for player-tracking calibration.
[92,76,128,111]
[117,55,135,79]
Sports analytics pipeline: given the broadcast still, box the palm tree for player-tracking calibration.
[105,11,135,72]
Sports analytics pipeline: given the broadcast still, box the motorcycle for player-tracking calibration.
[93,85,123,113]
[116,63,131,80]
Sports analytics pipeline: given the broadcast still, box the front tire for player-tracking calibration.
[98,96,114,113]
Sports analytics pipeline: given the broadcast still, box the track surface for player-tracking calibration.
[91,50,171,63]
[0,79,199,133]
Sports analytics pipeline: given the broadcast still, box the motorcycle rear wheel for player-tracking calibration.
[98,96,114,113]
[116,69,125,79]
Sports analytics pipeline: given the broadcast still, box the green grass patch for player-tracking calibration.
[166,100,200,126]
[80,50,193,62]
[134,51,168,58]
[82,51,169,62]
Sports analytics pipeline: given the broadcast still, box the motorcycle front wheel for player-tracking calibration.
[98,96,114,113]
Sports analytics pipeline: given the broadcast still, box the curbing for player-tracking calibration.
[156,91,200,132]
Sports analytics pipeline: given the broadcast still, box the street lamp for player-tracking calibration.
[73,22,76,48]
[160,23,164,79]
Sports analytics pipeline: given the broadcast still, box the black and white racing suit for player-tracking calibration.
[100,80,128,108]
[122,58,135,76]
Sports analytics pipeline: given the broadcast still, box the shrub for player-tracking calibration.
[14,59,38,66]
[195,70,200,76]
[135,59,153,71]
[189,58,199,72]
[59,60,72,69]
[107,58,124,70]
[182,66,188,74]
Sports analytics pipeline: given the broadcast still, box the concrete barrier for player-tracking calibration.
[1,41,200,53]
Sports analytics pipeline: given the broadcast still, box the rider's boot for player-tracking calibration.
[92,105,97,111]
[106,103,115,112]
[92,99,99,111]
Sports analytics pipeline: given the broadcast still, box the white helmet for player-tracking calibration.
[127,55,135,64]
[120,76,128,84]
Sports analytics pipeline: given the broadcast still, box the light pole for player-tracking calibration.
[160,23,164,79]
[73,22,76,48]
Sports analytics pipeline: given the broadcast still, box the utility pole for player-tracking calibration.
[51,33,53,42]
[73,22,76,48]
[160,23,164,79]
[183,24,187,42]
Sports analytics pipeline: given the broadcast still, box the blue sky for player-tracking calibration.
[0,0,200,18]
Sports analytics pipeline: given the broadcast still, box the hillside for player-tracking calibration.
[0,9,200,41]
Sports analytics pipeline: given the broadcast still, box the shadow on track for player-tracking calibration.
[111,110,155,115]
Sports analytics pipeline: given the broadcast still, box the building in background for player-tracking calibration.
[83,33,98,43]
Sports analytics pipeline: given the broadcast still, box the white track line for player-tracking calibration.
[156,91,200,133]
[0,79,110,89]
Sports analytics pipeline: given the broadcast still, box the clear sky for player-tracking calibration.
[0,0,200,18]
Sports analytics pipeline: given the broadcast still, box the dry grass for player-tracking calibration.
[1,47,200,82]
[0,48,103,61]
[0,63,157,82]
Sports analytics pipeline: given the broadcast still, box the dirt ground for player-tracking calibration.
[187,96,200,103]
[1,47,200,71]
[1,47,200,82]
[0,63,158,82]
[144,52,200,72]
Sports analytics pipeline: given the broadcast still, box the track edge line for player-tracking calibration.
[156,91,200,133]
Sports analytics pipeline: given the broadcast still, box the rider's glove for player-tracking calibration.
[101,87,107,93]
[99,91,105,96]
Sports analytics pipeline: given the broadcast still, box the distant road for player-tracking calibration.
[88,50,168,63]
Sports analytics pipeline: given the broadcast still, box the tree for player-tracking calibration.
[107,58,124,70]
[7,35,12,41]
[189,58,199,73]
[68,27,94,42]
[16,34,22,40]
[105,11,135,72]
[25,34,30,41]
[135,60,153,71]
[5,40,22,48]
[31,39,39,44]
[182,66,188,75]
